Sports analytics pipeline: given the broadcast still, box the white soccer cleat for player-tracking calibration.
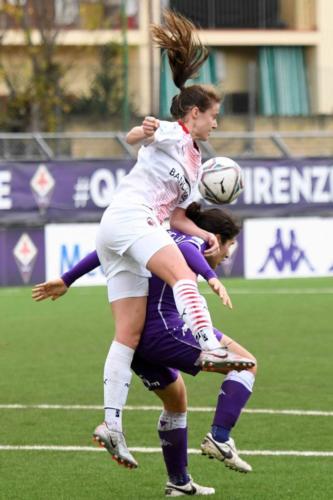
[199,348,255,374]
[93,422,138,469]
[201,433,252,473]
[165,475,215,496]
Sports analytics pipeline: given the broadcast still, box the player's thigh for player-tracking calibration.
[147,244,196,285]
[221,333,257,374]
[111,296,147,347]
[127,227,196,285]
[154,374,187,413]
[107,271,149,348]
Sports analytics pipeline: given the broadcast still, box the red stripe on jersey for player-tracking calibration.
[178,120,190,134]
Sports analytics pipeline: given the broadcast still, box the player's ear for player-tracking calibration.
[191,106,200,118]
[216,234,222,246]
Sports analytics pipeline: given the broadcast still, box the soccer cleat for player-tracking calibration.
[199,348,255,374]
[165,475,215,496]
[201,433,252,473]
[93,422,138,469]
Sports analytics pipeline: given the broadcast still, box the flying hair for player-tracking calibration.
[151,10,220,119]
[151,9,209,90]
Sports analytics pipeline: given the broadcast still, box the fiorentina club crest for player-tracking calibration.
[30,164,55,211]
[13,233,38,284]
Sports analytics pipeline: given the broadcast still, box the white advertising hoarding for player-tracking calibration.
[244,217,333,279]
[45,223,105,286]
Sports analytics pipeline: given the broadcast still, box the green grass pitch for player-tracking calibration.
[1,277,333,499]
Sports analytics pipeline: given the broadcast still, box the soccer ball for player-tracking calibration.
[199,157,244,204]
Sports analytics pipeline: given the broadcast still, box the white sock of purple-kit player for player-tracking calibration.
[103,340,134,432]
[173,279,220,350]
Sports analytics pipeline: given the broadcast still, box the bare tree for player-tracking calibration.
[0,0,70,131]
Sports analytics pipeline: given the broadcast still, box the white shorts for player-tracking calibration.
[96,203,175,283]
[107,271,149,302]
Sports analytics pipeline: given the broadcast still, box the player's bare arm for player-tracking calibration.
[170,207,220,255]
[125,116,159,145]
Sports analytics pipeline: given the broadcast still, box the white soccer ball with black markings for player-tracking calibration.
[199,157,244,204]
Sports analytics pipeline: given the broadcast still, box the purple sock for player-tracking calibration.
[212,379,252,442]
[158,427,189,485]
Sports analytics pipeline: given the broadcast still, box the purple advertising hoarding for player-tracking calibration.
[0,157,331,285]
[0,224,244,286]
[0,158,333,224]
[0,159,134,224]
[238,158,333,217]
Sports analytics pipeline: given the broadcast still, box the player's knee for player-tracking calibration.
[115,326,142,349]
[163,401,187,413]
[158,377,187,412]
[248,354,258,376]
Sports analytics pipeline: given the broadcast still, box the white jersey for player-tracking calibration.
[110,120,202,222]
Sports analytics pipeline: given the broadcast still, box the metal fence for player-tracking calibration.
[0,130,332,161]
[170,0,288,29]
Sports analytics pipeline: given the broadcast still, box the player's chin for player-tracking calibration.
[199,132,210,141]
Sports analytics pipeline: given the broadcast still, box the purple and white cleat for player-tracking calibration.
[199,347,255,374]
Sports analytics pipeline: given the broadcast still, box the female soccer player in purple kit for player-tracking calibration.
[33,203,256,497]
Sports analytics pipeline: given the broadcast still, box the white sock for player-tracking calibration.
[157,410,187,431]
[173,279,220,350]
[104,340,134,432]
[224,370,256,392]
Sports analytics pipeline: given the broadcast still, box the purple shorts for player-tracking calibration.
[131,324,223,391]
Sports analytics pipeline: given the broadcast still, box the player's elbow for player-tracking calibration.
[169,207,186,228]
[126,126,144,145]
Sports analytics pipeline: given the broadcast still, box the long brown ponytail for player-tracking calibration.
[151,10,220,119]
[151,10,208,90]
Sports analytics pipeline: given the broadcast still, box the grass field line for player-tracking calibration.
[202,288,333,295]
[1,404,333,416]
[1,287,333,297]
[0,445,332,457]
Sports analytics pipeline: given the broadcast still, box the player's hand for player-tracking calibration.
[142,116,159,138]
[208,277,233,309]
[32,278,68,302]
[203,233,220,256]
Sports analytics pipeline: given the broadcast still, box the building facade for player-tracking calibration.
[0,0,332,118]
